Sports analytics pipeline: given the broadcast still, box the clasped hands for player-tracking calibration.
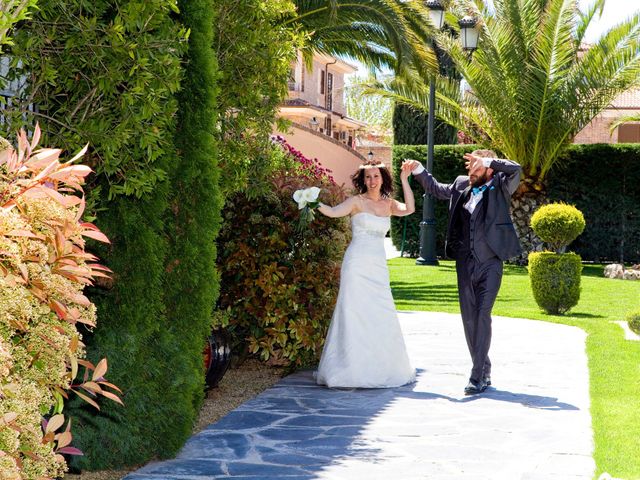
[401,153,486,176]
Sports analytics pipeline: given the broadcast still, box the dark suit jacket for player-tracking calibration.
[414,159,522,262]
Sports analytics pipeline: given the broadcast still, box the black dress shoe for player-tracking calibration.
[464,379,487,395]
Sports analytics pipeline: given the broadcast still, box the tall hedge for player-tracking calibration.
[391,143,640,263]
[163,0,222,428]
[546,144,640,263]
[70,192,174,468]
[5,0,194,469]
[392,104,457,146]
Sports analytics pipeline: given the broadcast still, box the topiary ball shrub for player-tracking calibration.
[530,203,585,253]
[627,310,640,335]
[528,252,583,314]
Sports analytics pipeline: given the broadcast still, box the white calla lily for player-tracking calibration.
[302,187,321,203]
[293,189,304,203]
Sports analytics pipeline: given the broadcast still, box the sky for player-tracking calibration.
[350,0,640,77]
[579,0,640,42]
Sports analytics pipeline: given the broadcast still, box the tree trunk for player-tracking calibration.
[510,174,547,264]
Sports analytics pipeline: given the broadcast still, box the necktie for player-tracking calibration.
[472,185,487,195]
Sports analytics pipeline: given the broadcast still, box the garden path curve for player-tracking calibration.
[125,312,593,480]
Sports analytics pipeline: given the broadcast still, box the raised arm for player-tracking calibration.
[402,159,453,200]
[463,153,522,195]
[391,162,415,217]
[489,158,521,195]
[317,195,358,218]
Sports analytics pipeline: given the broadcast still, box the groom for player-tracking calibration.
[403,151,522,395]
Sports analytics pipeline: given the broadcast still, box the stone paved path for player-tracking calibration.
[125,312,594,480]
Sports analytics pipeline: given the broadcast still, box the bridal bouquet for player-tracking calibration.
[293,186,321,231]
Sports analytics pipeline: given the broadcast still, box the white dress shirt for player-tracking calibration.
[410,158,495,214]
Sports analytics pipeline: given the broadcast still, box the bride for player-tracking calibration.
[314,160,416,388]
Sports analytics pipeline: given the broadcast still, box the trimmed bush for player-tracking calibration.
[528,202,586,315]
[216,143,349,367]
[530,203,585,253]
[528,252,583,314]
[627,310,640,335]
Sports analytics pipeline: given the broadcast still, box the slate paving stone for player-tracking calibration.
[282,414,365,428]
[225,462,310,476]
[258,452,333,466]
[181,433,251,459]
[133,459,226,476]
[257,427,324,441]
[203,411,289,431]
[124,312,594,479]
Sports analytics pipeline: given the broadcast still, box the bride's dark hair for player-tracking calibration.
[351,161,394,197]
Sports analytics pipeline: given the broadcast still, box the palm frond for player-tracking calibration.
[292,0,440,76]
[363,0,640,181]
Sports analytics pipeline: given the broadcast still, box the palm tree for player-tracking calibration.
[288,0,440,76]
[366,0,640,252]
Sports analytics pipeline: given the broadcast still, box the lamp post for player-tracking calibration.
[416,0,445,266]
[309,116,319,131]
[368,150,374,162]
[458,16,480,53]
[416,5,480,266]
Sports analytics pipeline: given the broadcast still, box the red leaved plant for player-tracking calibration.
[0,125,122,479]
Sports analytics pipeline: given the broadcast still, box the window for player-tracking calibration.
[618,123,640,143]
[325,73,333,111]
[288,68,296,91]
[320,71,325,95]
[301,67,305,93]
[324,117,332,135]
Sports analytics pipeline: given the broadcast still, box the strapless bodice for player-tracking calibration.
[351,212,390,238]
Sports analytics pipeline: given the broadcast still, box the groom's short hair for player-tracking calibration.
[472,149,497,158]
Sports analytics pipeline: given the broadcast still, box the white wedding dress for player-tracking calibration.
[316,212,416,388]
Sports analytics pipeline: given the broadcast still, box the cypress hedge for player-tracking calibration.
[69,191,175,468]
[163,0,222,429]
[392,103,457,146]
[546,144,640,263]
[392,143,640,263]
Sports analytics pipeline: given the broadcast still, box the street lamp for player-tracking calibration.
[416,4,480,266]
[368,150,374,162]
[458,16,480,53]
[309,116,319,131]
[426,0,445,29]
[416,0,445,266]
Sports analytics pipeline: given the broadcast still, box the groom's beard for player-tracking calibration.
[470,170,489,187]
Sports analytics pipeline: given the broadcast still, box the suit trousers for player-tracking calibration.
[455,253,503,382]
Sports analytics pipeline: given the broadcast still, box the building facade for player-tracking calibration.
[276,52,371,188]
[574,88,640,144]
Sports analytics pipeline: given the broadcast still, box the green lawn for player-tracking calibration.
[389,258,640,480]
